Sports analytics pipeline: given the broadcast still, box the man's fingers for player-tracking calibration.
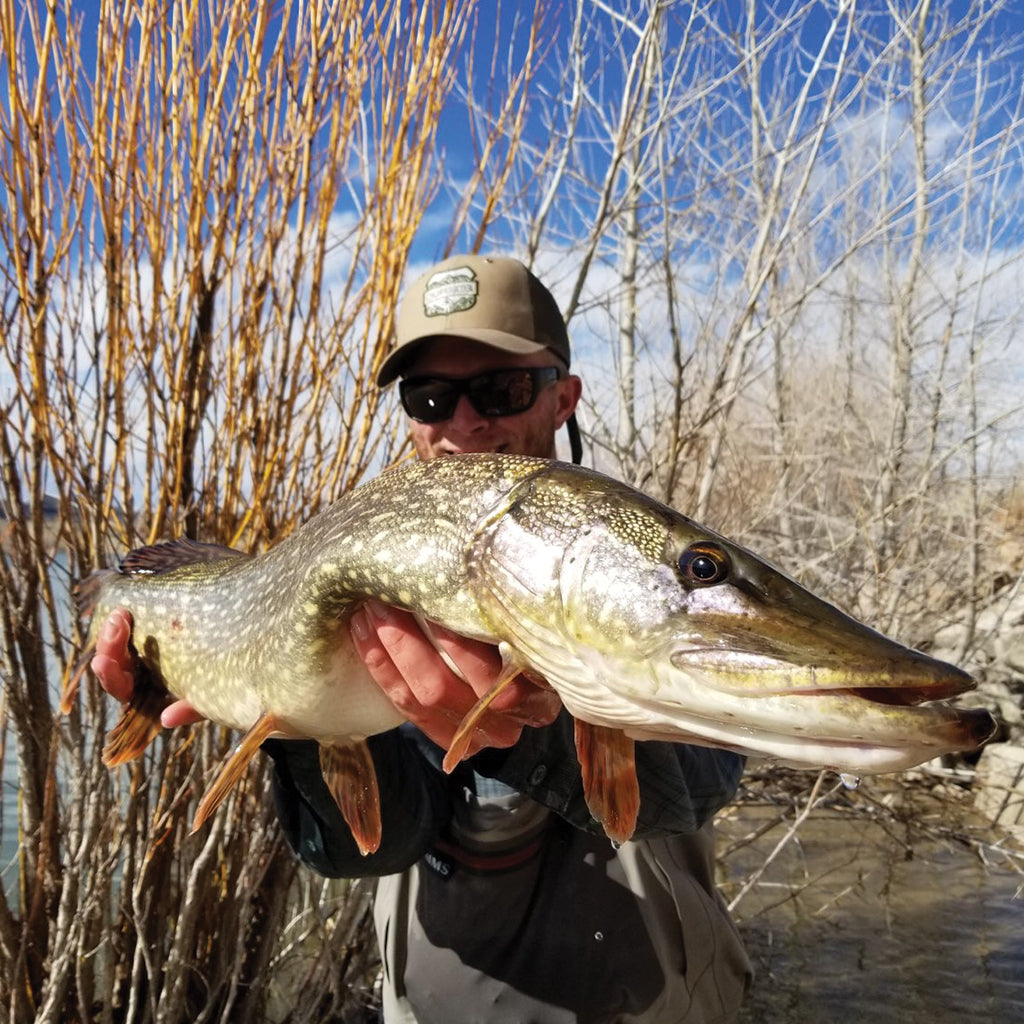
[161,700,206,728]
[351,602,500,748]
[97,608,132,652]
[90,653,135,703]
[510,685,562,728]
[349,600,563,753]
[93,608,136,700]
[427,623,504,689]
[362,602,479,712]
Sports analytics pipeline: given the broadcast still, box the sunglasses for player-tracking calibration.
[399,366,562,423]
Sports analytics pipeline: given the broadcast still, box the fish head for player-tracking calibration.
[662,531,973,701]
[467,461,996,773]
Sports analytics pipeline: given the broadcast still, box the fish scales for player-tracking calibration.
[75,453,997,847]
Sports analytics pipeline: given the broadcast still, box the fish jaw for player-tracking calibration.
[552,650,996,774]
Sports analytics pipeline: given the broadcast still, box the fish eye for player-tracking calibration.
[678,543,730,586]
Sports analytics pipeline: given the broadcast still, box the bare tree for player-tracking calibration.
[0,1,537,1020]
[476,0,1023,644]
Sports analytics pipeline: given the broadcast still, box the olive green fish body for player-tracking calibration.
[81,453,995,843]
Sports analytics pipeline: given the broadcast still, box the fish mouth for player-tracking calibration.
[620,661,999,771]
[835,684,967,706]
[659,641,997,762]
[719,679,977,705]
[669,642,977,705]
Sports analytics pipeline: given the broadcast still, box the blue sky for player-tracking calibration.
[37,1,1023,266]
[10,0,1024,392]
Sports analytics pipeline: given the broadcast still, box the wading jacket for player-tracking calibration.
[265,710,752,1023]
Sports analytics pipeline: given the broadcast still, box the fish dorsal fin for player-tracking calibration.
[319,741,382,856]
[573,719,640,845]
[191,712,281,833]
[120,538,248,577]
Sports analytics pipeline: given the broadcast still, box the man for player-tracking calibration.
[94,255,752,1023]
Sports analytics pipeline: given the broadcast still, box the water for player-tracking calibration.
[719,791,1024,1024]
[0,742,18,897]
[1,547,74,898]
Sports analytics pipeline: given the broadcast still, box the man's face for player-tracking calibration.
[401,337,582,461]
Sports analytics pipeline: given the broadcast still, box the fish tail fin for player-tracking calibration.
[190,712,280,834]
[319,741,382,856]
[573,720,640,845]
[102,680,170,765]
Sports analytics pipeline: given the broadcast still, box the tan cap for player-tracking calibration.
[376,254,570,386]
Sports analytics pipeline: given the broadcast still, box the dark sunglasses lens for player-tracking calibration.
[400,379,458,422]
[467,370,538,416]
[400,367,560,422]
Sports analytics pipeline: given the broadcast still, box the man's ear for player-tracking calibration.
[554,375,583,429]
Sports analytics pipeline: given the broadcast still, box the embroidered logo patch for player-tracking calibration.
[423,850,454,879]
[422,266,478,317]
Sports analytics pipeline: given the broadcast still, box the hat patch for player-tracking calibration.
[423,266,478,317]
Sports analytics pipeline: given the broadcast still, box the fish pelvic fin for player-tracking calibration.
[102,677,170,766]
[60,644,95,714]
[190,712,280,834]
[573,720,640,845]
[442,664,525,774]
[319,741,382,857]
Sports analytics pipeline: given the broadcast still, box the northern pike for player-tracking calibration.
[67,453,995,852]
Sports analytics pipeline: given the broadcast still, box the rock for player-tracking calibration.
[994,633,1024,675]
[973,742,1024,836]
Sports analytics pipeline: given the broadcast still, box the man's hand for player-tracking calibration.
[350,599,561,756]
[91,609,204,727]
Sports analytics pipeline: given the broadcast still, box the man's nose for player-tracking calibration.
[447,394,488,430]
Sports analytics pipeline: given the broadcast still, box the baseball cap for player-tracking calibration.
[376,254,571,387]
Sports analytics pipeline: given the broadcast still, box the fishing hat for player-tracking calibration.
[376,254,571,387]
[378,254,582,463]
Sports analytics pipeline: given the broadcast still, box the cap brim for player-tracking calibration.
[376,329,554,386]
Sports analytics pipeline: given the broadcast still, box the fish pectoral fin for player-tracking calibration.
[190,712,281,834]
[102,676,170,766]
[573,719,640,845]
[442,664,524,774]
[319,741,382,857]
